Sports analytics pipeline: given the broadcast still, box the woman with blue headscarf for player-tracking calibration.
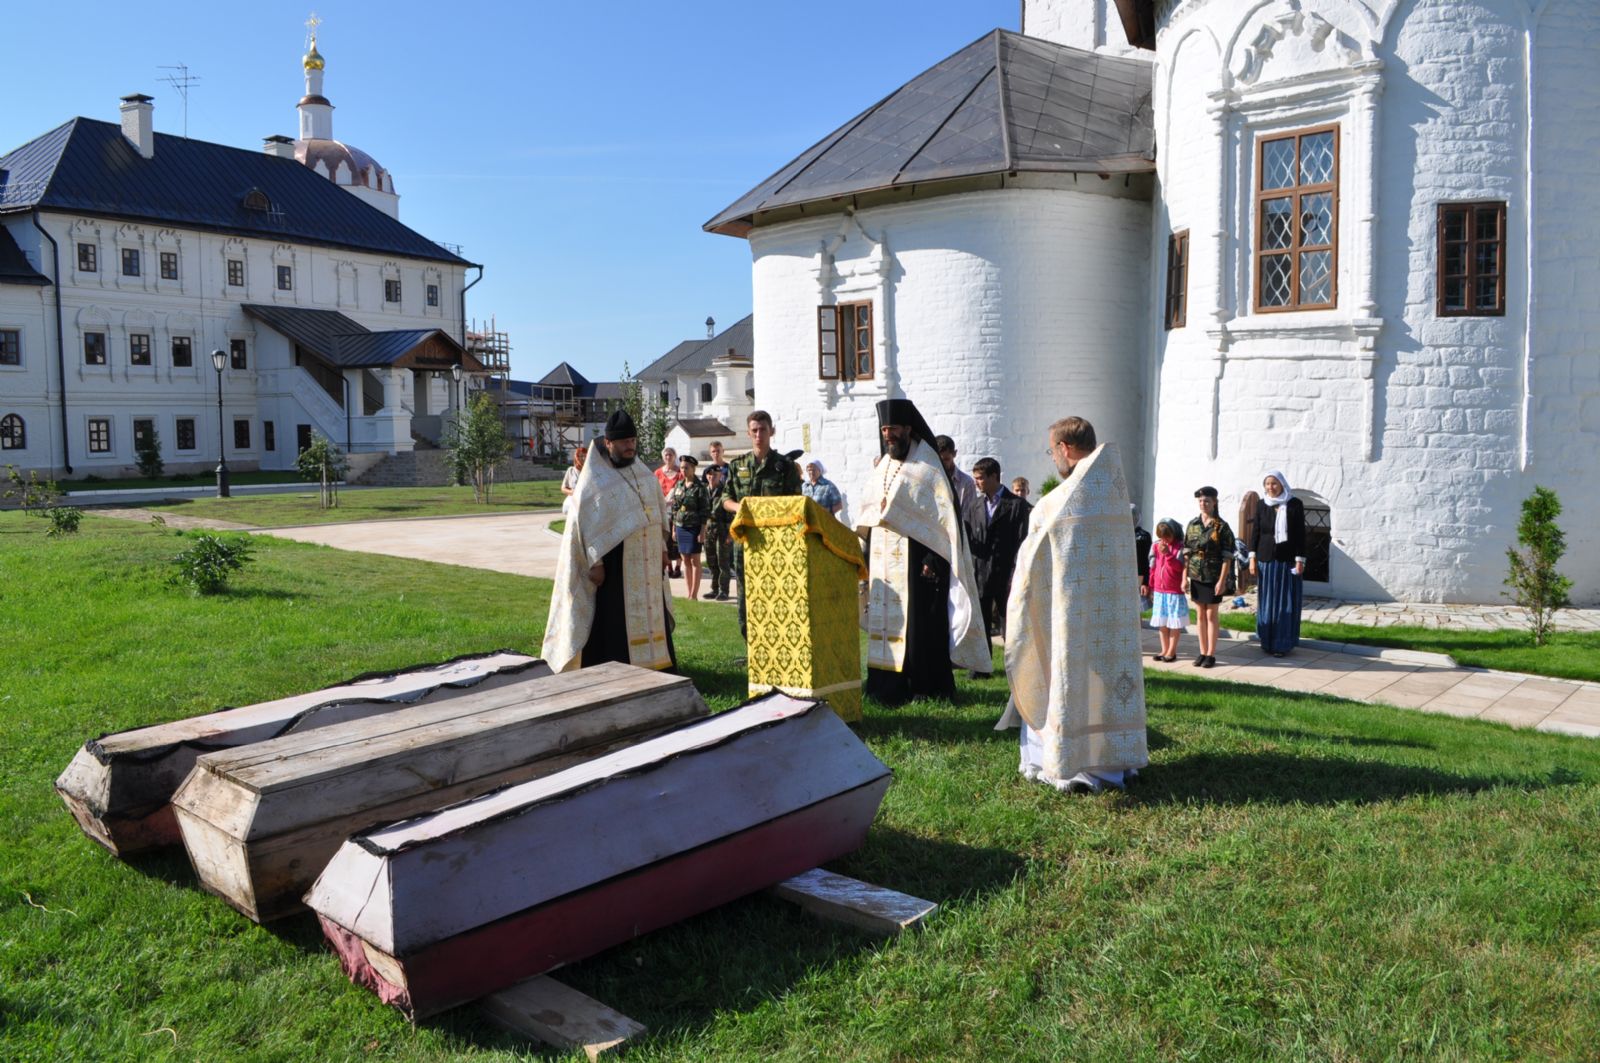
[1248,470,1306,656]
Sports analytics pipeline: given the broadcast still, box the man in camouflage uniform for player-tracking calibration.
[669,454,710,601]
[703,464,734,600]
[721,409,802,639]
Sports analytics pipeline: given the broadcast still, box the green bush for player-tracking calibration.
[135,430,164,479]
[170,534,254,595]
[3,465,60,514]
[1505,485,1572,647]
[294,432,349,509]
[1039,475,1061,496]
[45,507,82,537]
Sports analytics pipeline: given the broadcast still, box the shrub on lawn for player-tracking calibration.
[170,533,254,595]
[44,507,82,537]
[135,429,164,479]
[443,392,512,503]
[1505,485,1572,646]
[295,432,349,510]
[3,465,60,515]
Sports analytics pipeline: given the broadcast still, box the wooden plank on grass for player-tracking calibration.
[480,976,644,1060]
[770,868,937,935]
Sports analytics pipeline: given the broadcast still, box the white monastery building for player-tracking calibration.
[707,0,1600,605]
[0,28,481,479]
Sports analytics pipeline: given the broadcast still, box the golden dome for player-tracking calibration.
[303,39,325,71]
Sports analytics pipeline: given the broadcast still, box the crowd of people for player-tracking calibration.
[545,400,1306,796]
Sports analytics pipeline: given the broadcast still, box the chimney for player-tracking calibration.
[262,135,296,160]
[705,315,715,338]
[119,94,155,159]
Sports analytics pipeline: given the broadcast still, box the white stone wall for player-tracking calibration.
[0,213,465,476]
[750,186,1151,519]
[1024,0,1146,56]
[1146,0,1599,604]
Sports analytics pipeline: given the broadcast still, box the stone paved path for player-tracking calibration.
[1298,595,1600,632]
[172,510,1600,738]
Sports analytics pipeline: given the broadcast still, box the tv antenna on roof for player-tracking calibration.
[157,64,201,138]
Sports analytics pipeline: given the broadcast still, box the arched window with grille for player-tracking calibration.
[1298,491,1331,584]
[0,413,24,451]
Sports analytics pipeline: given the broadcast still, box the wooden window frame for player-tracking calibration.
[0,413,24,450]
[84,332,107,366]
[1436,202,1507,317]
[226,259,245,287]
[160,251,179,280]
[229,338,248,370]
[175,418,197,451]
[816,301,874,382]
[0,328,20,366]
[87,417,111,454]
[77,243,97,272]
[233,418,251,450]
[129,333,152,366]
[171,336,193,367]
[1165,230,1189,329]
[121,248,141,277]
[385,278,403,304]
[277,264,293,291]
[1253,124,1339,313]
[426,283,439,307]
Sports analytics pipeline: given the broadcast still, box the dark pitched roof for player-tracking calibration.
[638,314,755,380]
[0,226,49,285]
[537,361,591,388]
[673,417,736,438]
[0,118,470,265]
[706,30,1154,236]
[241,304,472,369]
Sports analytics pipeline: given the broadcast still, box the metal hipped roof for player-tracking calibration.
[705,29,1154,236]
[638,314,755,380]
[241,304,479,370]
[0,119,470,266]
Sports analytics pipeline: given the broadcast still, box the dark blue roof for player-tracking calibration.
[0,225,49,285]
[241,304,471,368]
[0,118,470,266]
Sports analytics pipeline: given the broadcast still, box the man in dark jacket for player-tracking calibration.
[962,457,1031,677]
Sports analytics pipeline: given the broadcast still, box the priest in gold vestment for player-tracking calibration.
[998,417,1147,793]
[542,410,675,673]
[855,399,992,705]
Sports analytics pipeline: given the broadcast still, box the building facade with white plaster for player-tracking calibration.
[708,0,1600,604]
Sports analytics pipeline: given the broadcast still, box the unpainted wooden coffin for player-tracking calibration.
[306,693,892,1019]
[172,663,706,923]
[55,651,546,856]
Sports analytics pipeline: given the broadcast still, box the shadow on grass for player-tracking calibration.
[432,828,1022,1054]
[1127,750,1531,807]
[1222,723,1436,751]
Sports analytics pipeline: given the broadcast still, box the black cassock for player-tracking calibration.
[581,541,677,670]
[864,536,955,706]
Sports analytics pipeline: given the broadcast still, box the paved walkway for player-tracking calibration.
[1299,596,1600,633]
[140,508,1599,738]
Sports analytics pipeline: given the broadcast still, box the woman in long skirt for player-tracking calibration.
[1248,471,1306,656]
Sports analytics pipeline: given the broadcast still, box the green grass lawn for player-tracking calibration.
[3,513,1598,1059]
[1220,612,1600,684]
[134,480,565,527]
[60,471,308,492]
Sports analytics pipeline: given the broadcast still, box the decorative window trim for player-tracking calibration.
[816,301,874,382]
[1253,124,1339,313]
[277,264,294,292]
[1436,201,1506,317]
[129,332,153,367]
[160,251,180,281]
[223,239,249,295]
[171,334,195,369]
[423,268,443,316]
[1165,230,1189,330]
[272,244,298,303]
[71,220,103,286]
[84,331,108,366]
[77,241,98,274]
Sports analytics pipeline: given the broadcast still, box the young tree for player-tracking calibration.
[444,392,512,503]
[135,429,164,479]
[640,392,672,462]
[1504,485,1572,647]
[295,432,349,509]
[619,361,644,433]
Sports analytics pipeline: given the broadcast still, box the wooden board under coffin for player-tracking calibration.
[306,693,892,1019]
[55,651,546,856]
[172,663,706,923]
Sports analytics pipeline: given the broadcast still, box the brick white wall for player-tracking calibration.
[1024,0,1146,56]
[750,186,1151,520]
[1146,0,1600,604]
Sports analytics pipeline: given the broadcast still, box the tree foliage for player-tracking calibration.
[3,465,60,515]
[1504,485,1572,647]
[170,533,254,595]
[444,392,512,503]
[135,429,164,479]
[294,432,349,510]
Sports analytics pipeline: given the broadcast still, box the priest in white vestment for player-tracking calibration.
[998,416,1147,793]
[855,399,992,704]
[542,410,675,673]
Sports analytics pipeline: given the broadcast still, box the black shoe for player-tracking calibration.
[1201,655,1216,668]
[1272,651,1286,658]
[702,590,717,599]
[968,670,993,680]
[1192,654,1206,666]
[715,592,729,600]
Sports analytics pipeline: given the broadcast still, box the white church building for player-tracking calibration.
[706,0,1599,605]
[0,28,480,480]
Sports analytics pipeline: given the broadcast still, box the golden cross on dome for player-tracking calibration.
[305,12,322,45]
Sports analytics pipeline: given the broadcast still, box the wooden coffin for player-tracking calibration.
[55,651,546,856]
[171,663,707,923]
[306,693,892,1019]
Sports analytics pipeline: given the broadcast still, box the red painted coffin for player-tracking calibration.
[54,651,546,855]
[307,694,892,1019]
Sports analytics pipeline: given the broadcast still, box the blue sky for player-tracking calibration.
[3,0,1019,382]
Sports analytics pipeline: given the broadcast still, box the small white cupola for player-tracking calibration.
[119,94,155,159]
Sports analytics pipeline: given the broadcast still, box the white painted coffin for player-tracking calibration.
[55,651,546,855]
[172,663,706,922]
[307,694,891,983]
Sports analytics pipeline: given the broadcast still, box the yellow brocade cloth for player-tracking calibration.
[731,495,866,722]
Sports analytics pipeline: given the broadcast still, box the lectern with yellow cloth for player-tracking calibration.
[731,496,868,722]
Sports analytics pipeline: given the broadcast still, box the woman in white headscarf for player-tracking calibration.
[1248,470,1306,656]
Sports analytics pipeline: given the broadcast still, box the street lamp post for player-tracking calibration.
[451,363,462,420]
[210,348,230,498]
